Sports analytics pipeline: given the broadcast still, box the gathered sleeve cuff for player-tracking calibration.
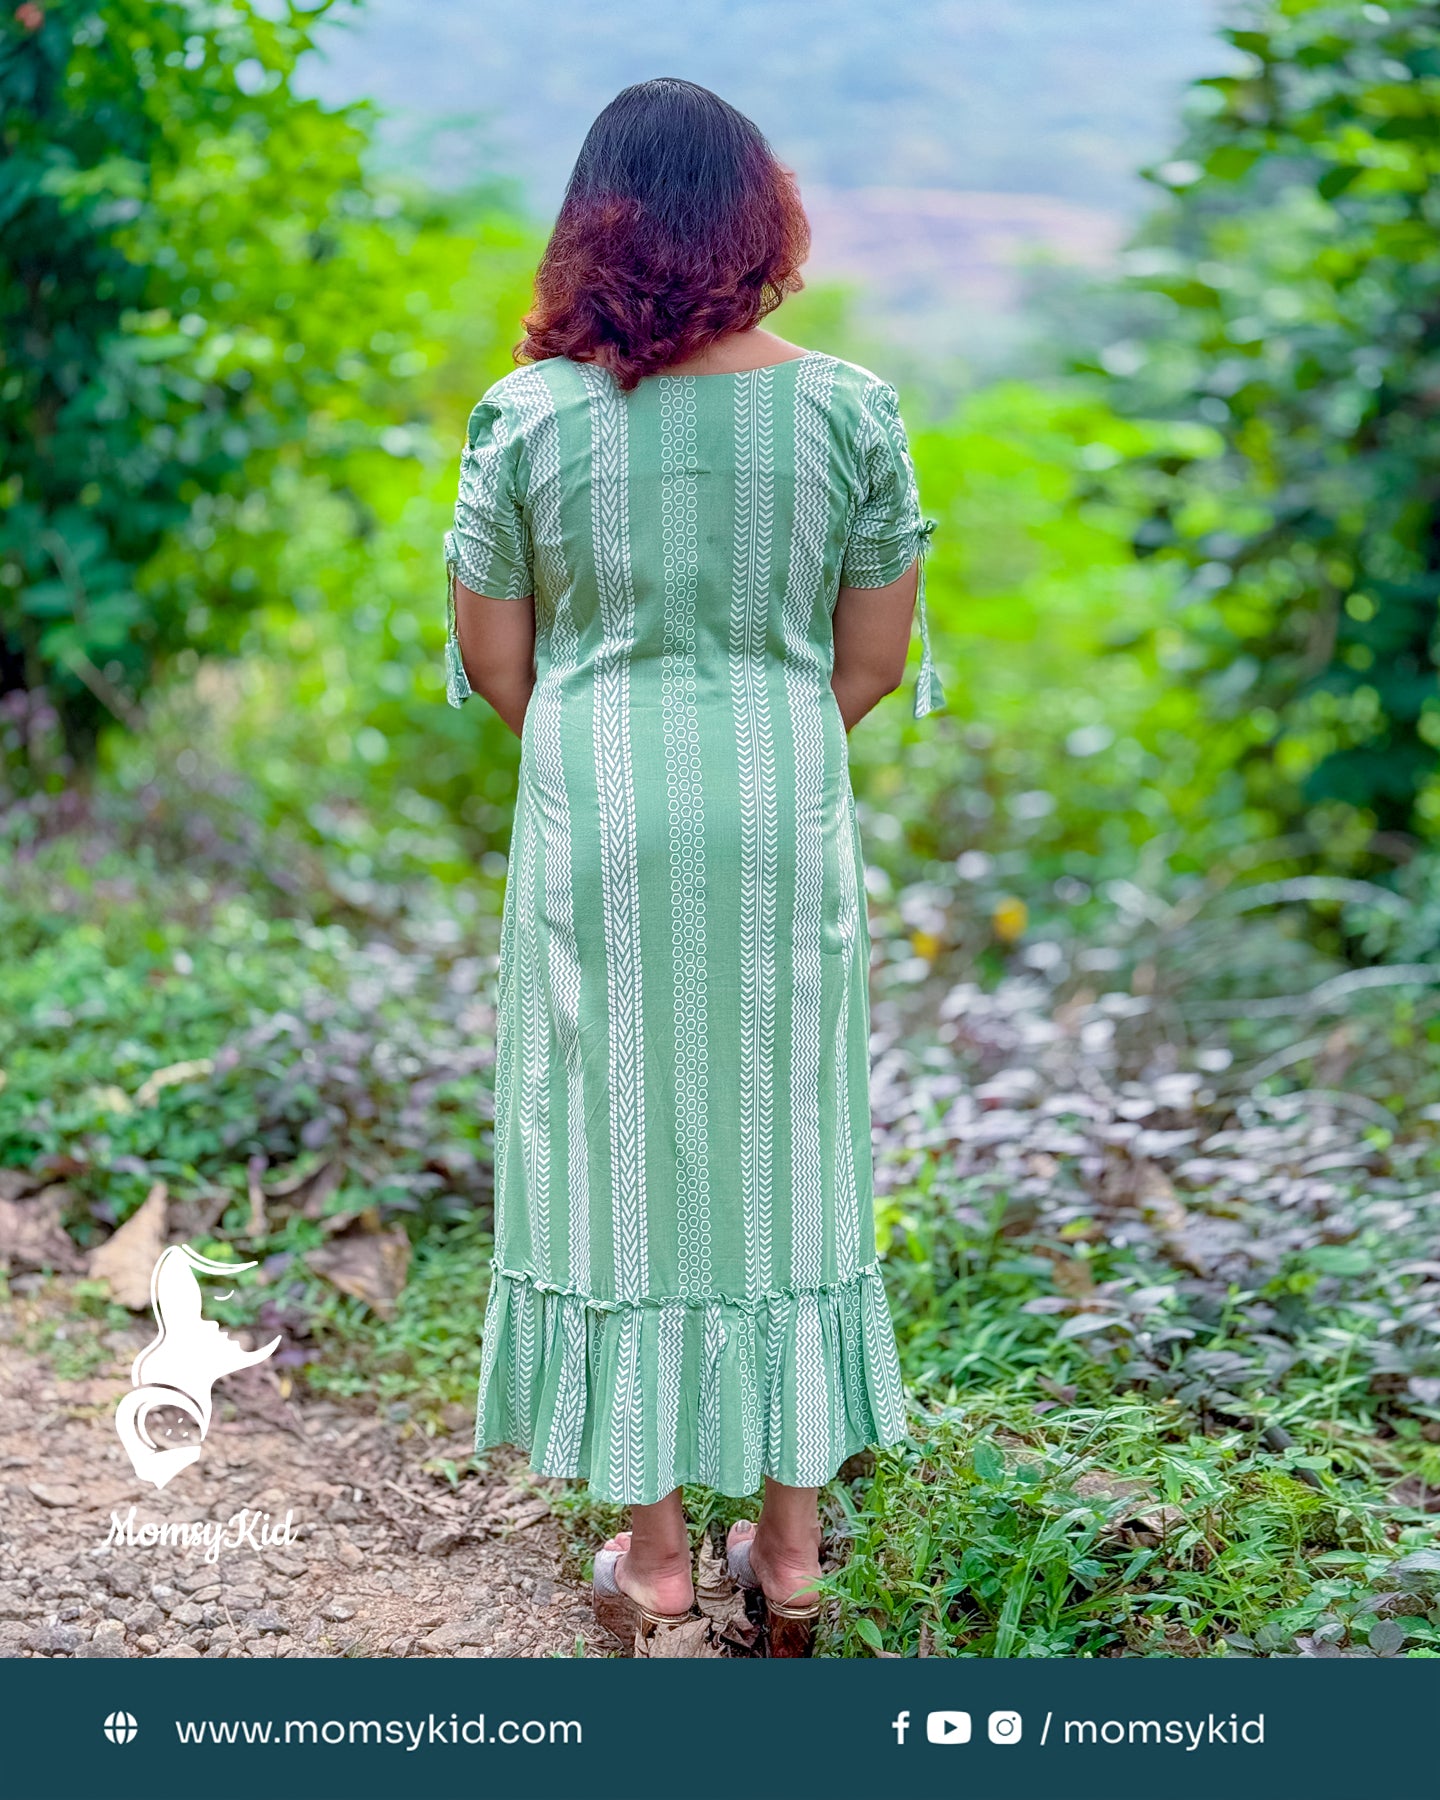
[839,382,946,721]
[442,394,533,708]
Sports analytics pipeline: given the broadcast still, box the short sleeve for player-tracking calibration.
[840,382,946,719]
[442,395,533,708]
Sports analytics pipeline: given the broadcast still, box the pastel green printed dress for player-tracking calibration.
[443,351,944,1506]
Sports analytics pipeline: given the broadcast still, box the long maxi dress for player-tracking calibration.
[443,350,945,1506]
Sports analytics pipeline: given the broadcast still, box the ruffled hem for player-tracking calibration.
[473,1263,912,1505]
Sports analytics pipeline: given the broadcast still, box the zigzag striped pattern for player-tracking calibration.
[506,370,592,1308]
[543,1292,589,1475]
[577,366,650,1504]
[578,365,649,1317]
[698,1299,725,1485]
[659,379,713,1302]
[729,368,778,1307]
[654,1300,685,1498]
[792,1292,833,1487]
[831,785,863,1281]
[782,354,839,1293]
[516,804,550,1286]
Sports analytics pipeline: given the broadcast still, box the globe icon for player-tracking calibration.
[103,1711,138,1745]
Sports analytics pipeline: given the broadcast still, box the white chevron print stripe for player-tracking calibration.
[698,1300,725,1486]
[783,353,838,1289]
[543,1293,588,1475]
[654,1300,685,1497]
[729,367,778,1302]
[659,378,713,1300]
[515,799,550,1276]
[609,1304,646,1503]
[507,368,591,1302]
[578,366,649,1327]
[793,1292,832,1485]
[832,788,863,1280]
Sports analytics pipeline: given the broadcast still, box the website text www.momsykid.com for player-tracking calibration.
[171,1714,581,1749]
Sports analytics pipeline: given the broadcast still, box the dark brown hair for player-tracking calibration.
[517,78,810,390]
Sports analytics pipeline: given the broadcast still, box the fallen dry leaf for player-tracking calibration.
[1072,1471,1150,1503]
[635,1614,722,1658]
[265,1157,345,1222]
[1052,1255,1096,1297]
[306,1227,411,1318]
[694,1537,762,1652]
[1387,1477,1440,1514]
[88,1181,168,1309]
[0,1184,81,1274]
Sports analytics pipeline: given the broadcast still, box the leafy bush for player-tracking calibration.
[1,0,531,776]
[1100,0,1440,849]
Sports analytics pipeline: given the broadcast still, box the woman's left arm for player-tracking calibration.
[453,580,536,738]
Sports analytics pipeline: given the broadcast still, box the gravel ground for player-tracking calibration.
[0,1310,604,1660]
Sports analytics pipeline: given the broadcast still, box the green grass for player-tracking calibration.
[5,792,1438,1660]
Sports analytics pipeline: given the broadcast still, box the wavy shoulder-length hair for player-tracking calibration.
[518,78,810,390]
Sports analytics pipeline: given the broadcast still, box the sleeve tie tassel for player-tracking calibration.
[912,517,946,721]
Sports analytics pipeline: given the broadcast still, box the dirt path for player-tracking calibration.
[0,1305,603,1660]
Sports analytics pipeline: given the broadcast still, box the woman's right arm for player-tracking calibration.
[831,557,919,732]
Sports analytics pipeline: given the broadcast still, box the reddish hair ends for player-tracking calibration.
[518,78,810,390]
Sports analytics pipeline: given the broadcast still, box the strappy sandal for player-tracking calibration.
[725,1520,821,1658]
[591,1538,697,1654]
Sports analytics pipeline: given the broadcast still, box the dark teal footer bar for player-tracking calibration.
[2,1656,1434,1800]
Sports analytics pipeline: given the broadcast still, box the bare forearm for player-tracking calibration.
[473,672,534,738]
[830,564,917,732]
[831,668,899,733]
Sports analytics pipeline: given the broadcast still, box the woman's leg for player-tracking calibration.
[604,1488,695,1615]
[729,1476,823,1606]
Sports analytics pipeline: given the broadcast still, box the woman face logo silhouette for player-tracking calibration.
[114,1244,281,1489]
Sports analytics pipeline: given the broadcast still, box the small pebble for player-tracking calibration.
[82,1619,126,1659]
[105,1562,146,1598]
[28,1484,82,1509]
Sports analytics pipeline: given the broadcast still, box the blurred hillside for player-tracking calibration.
[297,0,1236,378]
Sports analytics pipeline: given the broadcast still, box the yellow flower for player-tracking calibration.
[991,896,1028,944]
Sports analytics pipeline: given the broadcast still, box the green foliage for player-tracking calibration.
[0,0,524,768]
[856,381,1226,887]
[1104,0,1440,847]
[0,774,498,1245]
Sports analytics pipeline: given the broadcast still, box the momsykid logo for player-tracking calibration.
[103,1711,138,1745]
[114,1245,280,1489]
